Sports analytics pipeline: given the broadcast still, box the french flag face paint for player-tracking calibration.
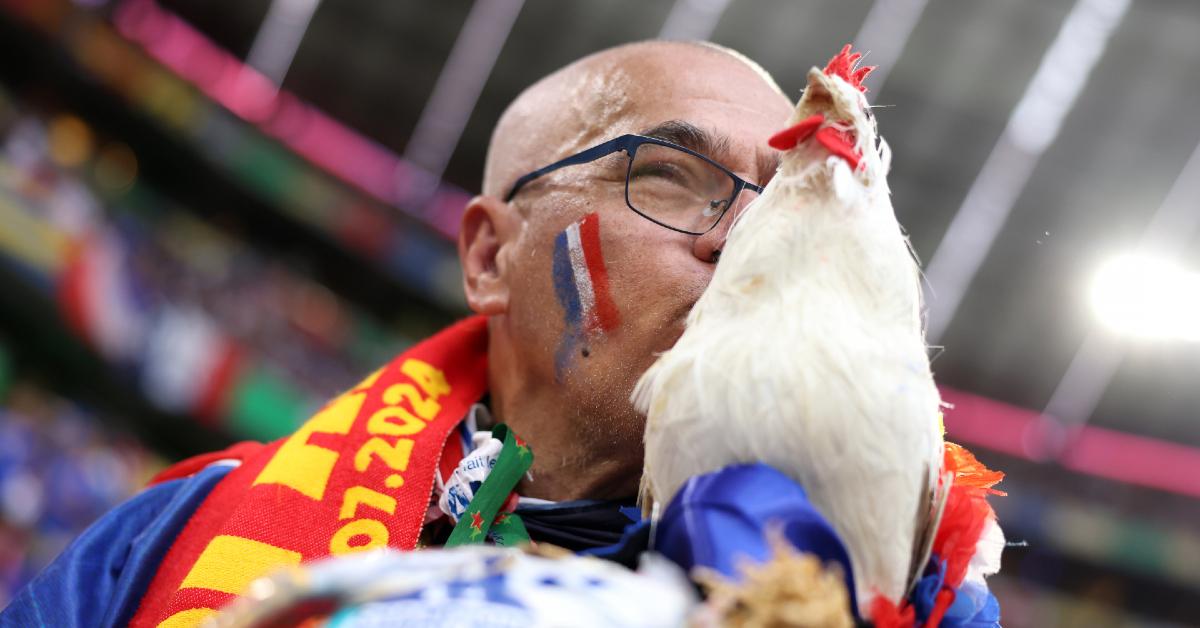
[552,212,620,379]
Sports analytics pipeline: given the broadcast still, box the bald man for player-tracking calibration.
[3,41,793,626]
[464,40,790,501]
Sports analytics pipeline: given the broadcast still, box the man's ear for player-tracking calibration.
[458,195,519,315]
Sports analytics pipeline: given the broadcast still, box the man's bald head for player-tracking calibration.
[481,40,789,199]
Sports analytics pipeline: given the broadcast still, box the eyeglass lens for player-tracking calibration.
[627,143,737,234]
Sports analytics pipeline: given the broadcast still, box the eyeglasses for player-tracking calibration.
[504,134,764,236]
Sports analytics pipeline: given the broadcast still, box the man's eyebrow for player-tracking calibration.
[640,120,778,185]
[638,120,731,161]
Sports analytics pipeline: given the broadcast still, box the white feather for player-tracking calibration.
[965,517,1006,585]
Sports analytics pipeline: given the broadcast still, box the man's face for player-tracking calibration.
[497,47,792,451]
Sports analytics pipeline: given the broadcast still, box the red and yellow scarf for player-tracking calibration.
[132,315,490,627]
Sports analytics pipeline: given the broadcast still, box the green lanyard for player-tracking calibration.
[445,424,533,547]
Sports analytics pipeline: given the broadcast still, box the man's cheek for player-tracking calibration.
[549,212,621,381]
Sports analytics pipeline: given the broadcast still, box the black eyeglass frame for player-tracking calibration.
[503,134,764,236]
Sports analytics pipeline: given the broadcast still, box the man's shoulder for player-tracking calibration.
[2,460,238,627]
[148,440,268,485]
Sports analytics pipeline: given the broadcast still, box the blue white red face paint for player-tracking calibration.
[552,212,619,379]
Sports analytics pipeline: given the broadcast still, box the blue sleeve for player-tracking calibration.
[1,463,233,628]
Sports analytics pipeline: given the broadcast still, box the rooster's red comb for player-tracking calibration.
[823,44,875,93]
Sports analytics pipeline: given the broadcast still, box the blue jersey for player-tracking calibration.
[2,463,233,627]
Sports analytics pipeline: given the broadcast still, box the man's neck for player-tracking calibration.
[494,393,642,502]
[485,347,642,502]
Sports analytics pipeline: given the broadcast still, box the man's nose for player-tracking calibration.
[692,188,761,264]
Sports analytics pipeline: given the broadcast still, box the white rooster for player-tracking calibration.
[634,46,945,615]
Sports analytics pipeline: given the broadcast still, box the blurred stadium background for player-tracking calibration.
[0,0,1197,624]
